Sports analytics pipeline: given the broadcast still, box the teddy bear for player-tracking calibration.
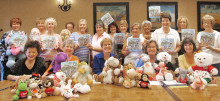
[122,63,139,88]
[191,72,207,90]
[13,80,32,101]
[188,52,218,83]
[72,61,93,86]
[99,56,123,85]
[50,52,69,73]
[40,77,60,98]
[155,52,174,81]
[60,29,71,42]
[175,68,190,84]
[138,54,158,75]
[5,31,27,68]
[137,74,151,89]
[29,28,41,41]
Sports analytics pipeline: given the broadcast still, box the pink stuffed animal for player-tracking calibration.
[191,73,206,90]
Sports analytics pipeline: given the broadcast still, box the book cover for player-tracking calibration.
[10,33,27,47]
[101,12,114,25]
[200,32,215,46]
[127,38,141,51]
[42,36,56,49]
[161,38,174,52]
[181,29,195,41]
[149,6,161,18]
[78,34,90,46]
[61,61,78,77]
[114,33,125,44]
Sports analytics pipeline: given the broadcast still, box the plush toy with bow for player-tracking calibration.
[72,62,93,86]
[29,28,41,41]
[191,72,207,90]
[138,54,158,75]
[137,74,151,89]
[50,52,69,73]
[13,80,32,101]
[40,77,60,98]
[53,71,67,87]
[188,52,218,83]
[155,52,174,81]
[175,68,190,84]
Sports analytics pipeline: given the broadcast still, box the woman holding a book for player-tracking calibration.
[141,20,152,41]
[5,40,47,81]
[197,14,220,76]
[40,17,62,63]
[121,23,145,65]
[177,16,189,40]
[178,38,196,70]
[151,13,181,68]
[107,22,119,55]
[69,19,92,63]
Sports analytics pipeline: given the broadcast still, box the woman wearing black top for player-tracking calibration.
[6,40,46,81]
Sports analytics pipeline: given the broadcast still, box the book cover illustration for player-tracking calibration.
[181,29,195,41]
[29,28,41,41]
[78,34,90,46]
[161,38,174,52]
[10,33,27,47]
[149,6,161,18]
[114,33,125,44]
[42,36,56,49]
[101,12,114,25]
[61,61,78,77]
[127,38,141,51]
[200,32,215,46]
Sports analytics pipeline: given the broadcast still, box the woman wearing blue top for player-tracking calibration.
[93,38,115,75]
[69,19,92,63]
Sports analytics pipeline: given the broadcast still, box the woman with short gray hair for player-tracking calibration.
[141,20,152,41]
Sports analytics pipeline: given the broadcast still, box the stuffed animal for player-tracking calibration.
[28,79,42,98]
[60,79,79,98]
[137,74,150,89]
[191,73,207,90]
[155,52,174,81]
[73,83,91,94]
[175,68,190,84]
[53,71,67,87]
[5,31,27,68]
[13,80,32,101]
[40,77,60,98]
[139,54,157,75]
[123,63,138,88]
[60,29,71,42]
[50,52,69,73]
[29,28,41,41]
[72,62,93,86]
[188,52,218,83]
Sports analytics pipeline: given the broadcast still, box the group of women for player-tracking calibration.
[0,13,220,81]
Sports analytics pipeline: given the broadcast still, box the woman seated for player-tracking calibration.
[6,41,46,81]
[93,38,115,75]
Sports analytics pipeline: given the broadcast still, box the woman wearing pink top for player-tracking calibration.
[87,21,110,59]
[40,17,62,62]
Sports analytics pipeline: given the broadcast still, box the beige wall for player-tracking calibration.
[0,0,219,37]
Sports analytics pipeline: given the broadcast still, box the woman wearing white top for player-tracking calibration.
[151,13,181,67]
[197,14,220,76]
[121,23,145,65]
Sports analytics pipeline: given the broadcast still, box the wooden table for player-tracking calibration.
[0,80,173,101]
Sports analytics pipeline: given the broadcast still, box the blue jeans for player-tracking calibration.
[212,63,220,76]
[0,62,4,81]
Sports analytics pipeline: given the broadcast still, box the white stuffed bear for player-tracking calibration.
[29,28,41,41]
[155,52,173,81]
[100,56,123,84]
[139,53,158,74]
[188,52,218,83]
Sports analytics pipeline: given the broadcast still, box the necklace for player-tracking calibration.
[25,60,35,69]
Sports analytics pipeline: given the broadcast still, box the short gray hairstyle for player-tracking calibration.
[45,17,57,28]
[95,20,104,29]
[130,22,141,31]
[142,20,152,28]
[62,39,75,49]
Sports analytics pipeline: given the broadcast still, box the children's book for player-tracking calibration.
[10,33,27,47]
[127,38,141,51]
[161,38,174,52]
[181,29,195,41]
[101,12,114,25]
[42,36,56,49]
[78,34,90,46]
[61,61,78,77]
[114,33,125,44]
[149,6,161,18]
[200,32,215,46]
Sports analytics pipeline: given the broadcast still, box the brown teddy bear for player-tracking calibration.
[40,77,60,98]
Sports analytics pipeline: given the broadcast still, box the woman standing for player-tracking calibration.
[36,18,46,35]
[69,19,92,63]
[108,22,119,55]
[177,16,189,40]
[197,14,220,76]
[141,20,152,41]
[151,13,181,68]
[65,22,75,34]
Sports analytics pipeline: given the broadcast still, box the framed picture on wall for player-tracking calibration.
[147,2,178,31]
[197,1,220,31]
[93,2,129,34]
